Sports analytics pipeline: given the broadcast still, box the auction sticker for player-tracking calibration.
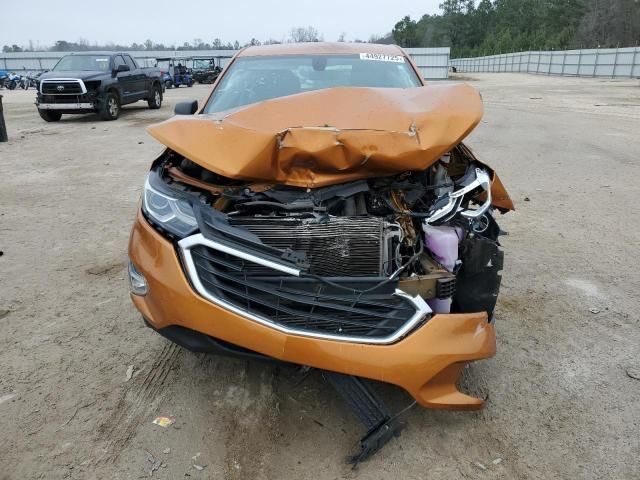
[360,53,405,63]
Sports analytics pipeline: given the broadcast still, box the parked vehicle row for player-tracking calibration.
[0,71,46,90]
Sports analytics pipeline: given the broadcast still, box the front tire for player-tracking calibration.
[7,80,17,90]
[99,91,120,121]
[38,109,62,122]
[147,85,162,109]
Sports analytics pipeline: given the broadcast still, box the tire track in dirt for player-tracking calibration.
[98,342,181,464]
[222,362,283,480]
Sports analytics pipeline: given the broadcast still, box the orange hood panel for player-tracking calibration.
[148,84,484,188]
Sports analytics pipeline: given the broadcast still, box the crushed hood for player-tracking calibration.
[148,84,483,188]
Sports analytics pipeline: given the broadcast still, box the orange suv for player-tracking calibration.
[128,42,513,462]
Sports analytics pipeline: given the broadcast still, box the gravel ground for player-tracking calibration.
[0,73,638,479]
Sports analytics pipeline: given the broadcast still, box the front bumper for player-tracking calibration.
[37,102,95,110]
[129,211,496,409]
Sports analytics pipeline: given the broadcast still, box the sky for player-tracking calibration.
[1,0,441,48]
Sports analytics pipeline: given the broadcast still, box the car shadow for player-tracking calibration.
[58,104,166,123]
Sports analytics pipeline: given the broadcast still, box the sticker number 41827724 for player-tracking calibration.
[359,53,405,63]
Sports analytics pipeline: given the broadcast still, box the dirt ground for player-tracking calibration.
[1,73,639,479]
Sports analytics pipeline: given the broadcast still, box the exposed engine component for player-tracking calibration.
[154,143,504,314]
[228,216,402,277]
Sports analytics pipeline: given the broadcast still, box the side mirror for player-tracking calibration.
[114,64,130,74]
[175,100,198,115]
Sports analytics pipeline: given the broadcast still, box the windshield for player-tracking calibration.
[193,59,214,69]
[204,54,422,113]
[53,55,111,71]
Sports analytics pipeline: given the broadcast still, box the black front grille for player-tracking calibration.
[40,93,96,104]
[188,244,418,339]
[41,80,83,95]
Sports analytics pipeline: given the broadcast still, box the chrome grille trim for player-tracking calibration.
[40,78,87,95]
[178,233,431,344]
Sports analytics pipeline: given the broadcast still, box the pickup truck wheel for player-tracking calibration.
[147,85,162,109]
[38,109,62,122]
[99,92,120,121]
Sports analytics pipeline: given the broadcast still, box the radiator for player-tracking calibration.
[228,216,400,277]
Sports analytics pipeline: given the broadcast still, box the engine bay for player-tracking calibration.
[147,142,506,317]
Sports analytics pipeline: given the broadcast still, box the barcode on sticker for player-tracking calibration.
[359,53,405,63]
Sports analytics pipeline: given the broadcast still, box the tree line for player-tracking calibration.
[4,3,639,57]
[391,0,640,58]
[1,26,327,53]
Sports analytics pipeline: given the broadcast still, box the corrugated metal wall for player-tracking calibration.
[450,47,640,78]
[405,47,450,79]
[0,47,450,79]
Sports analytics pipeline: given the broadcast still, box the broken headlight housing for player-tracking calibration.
[142,174,198,237]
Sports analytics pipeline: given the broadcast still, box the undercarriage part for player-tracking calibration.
[322,372,408,465]
[146,320,280,363]
[453,233,503,317]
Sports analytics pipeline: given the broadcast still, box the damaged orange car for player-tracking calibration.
[128,42,513,462]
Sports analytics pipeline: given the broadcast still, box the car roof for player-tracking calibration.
[64,52,117,55]
[237,42,406,57]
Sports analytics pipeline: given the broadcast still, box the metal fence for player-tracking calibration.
[405,47,450,79]
[0,50,237,72]
[450,47,640,78]
[0,47,450,79]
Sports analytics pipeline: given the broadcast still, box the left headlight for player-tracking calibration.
[142,174,198,237]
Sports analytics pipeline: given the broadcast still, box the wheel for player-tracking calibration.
[147,85,162,109]
[98,91,120,121]
[187,81,193,87]
[7,80,17,90]
[164,80,172,89]
[38,109,62,122]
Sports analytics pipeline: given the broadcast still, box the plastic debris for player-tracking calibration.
[145,450,162,477]
[193,464,205,471]
[590,308,600,314]
[125,365,134,382]
[152,416,176,428]
[474,462,487,471]
[493,458,503,465]
[163,448,171,454]
[0,393,16,405]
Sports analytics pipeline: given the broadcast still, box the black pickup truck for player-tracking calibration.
[36,52,164,121]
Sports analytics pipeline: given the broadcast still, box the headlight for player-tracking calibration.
[142,175,198,237]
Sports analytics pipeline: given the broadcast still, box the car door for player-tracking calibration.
[114,55,135,103]
[124,55,146,100]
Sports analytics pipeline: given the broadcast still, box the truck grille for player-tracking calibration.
[41,79,85,95]
[40,93,96,104]
[179,234,430,344]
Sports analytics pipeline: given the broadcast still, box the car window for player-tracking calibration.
[124,55,137,70]
[114,55,127,69]
[204,54,422,114]
[52,55,111,72]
